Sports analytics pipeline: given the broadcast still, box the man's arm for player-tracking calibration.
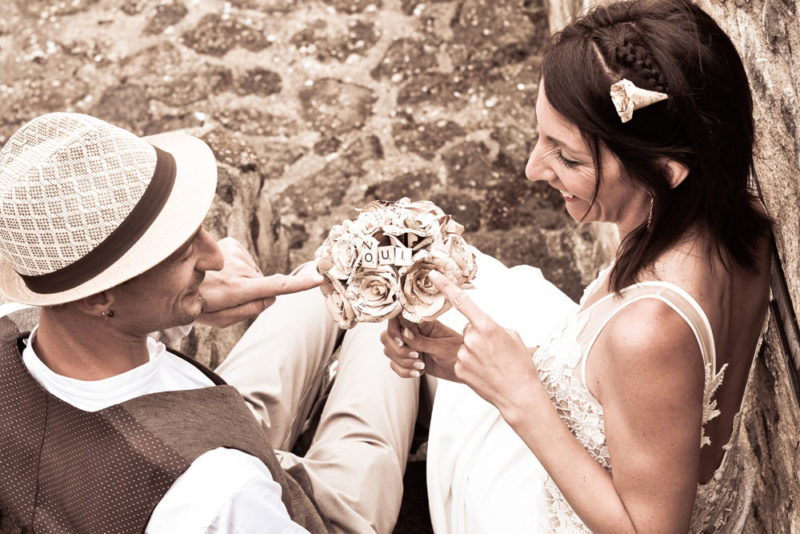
[146,448,309,534]
[198,237,322,328]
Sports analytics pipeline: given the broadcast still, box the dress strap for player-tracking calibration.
[579,281,716,388]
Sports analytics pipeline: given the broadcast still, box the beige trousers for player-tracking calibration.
[215,270,419,534]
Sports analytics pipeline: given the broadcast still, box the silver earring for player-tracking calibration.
[647,196,654,230]
[101,309,114,319]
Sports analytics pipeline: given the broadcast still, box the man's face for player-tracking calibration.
[107,227,224,334]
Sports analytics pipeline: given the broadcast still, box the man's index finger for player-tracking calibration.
[258,274,323,296]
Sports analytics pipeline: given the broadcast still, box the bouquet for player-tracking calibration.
[314,198,478,328]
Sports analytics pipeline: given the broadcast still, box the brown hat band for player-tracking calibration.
[21,146,177,294]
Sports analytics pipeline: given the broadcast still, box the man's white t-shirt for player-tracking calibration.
[21,330,309,534]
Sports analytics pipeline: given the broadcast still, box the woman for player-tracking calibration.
[381,0,771,532]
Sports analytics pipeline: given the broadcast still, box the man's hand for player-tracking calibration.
[197,238,323,328]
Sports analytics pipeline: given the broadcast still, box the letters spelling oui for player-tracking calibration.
[361,245,413,268]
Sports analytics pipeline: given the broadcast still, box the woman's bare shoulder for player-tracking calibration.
[589,298,705,406]
[642,228,770,372]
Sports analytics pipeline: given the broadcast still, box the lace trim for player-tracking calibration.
[532,309,609,465]
[578,262,614,308]
[701,362,726,447]
[691,410,754,533]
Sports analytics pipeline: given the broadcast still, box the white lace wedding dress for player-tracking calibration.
[427,250,755,533]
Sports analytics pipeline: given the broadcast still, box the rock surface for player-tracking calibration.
[0,1,613,530]
[0,0,610,369]
[692,2,800,530]
[8,0,798,530]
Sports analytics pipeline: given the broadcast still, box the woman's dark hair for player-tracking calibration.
[542,0,771,291]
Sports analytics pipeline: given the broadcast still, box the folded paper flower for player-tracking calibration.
[609,78,668,123]
[315,198,478,328]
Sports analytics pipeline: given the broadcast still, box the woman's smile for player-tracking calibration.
[558,189,578,201]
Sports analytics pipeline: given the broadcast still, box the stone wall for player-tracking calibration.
[548,0,800,530]
[700,4,800,531]
[0,0,613,363]
[4,0,795,528]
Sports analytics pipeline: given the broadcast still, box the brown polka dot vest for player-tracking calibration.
[0,318,327,534]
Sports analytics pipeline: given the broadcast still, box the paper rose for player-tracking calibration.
[347,265,402,322]
[398,249,460,323]
[436,233,477,285]
[315,221,371,280]
[314,198,478,327]
[320,276,357,329]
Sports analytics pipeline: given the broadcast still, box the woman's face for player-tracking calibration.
[525,83,650,236]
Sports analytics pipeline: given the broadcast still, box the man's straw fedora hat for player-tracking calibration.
[0,112,217,306]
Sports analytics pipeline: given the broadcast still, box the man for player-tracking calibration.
[0,113,418,533]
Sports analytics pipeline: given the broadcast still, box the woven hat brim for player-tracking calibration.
[0,132,217,306]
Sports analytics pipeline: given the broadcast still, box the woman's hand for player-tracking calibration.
[424,271,542,416]
[380,315,464,382]
[198,238,323,327]
[381,271,541,411]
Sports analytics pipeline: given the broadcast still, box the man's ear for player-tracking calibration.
[75,291,114,318]
[662,158,689,189]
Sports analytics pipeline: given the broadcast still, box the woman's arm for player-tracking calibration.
[583,300,704,532]
[429,272,705,533]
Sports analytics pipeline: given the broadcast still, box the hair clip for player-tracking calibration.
[609,78,668,123]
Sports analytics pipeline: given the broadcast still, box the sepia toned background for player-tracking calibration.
[0,0,613,366]
[1,0,798,531]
